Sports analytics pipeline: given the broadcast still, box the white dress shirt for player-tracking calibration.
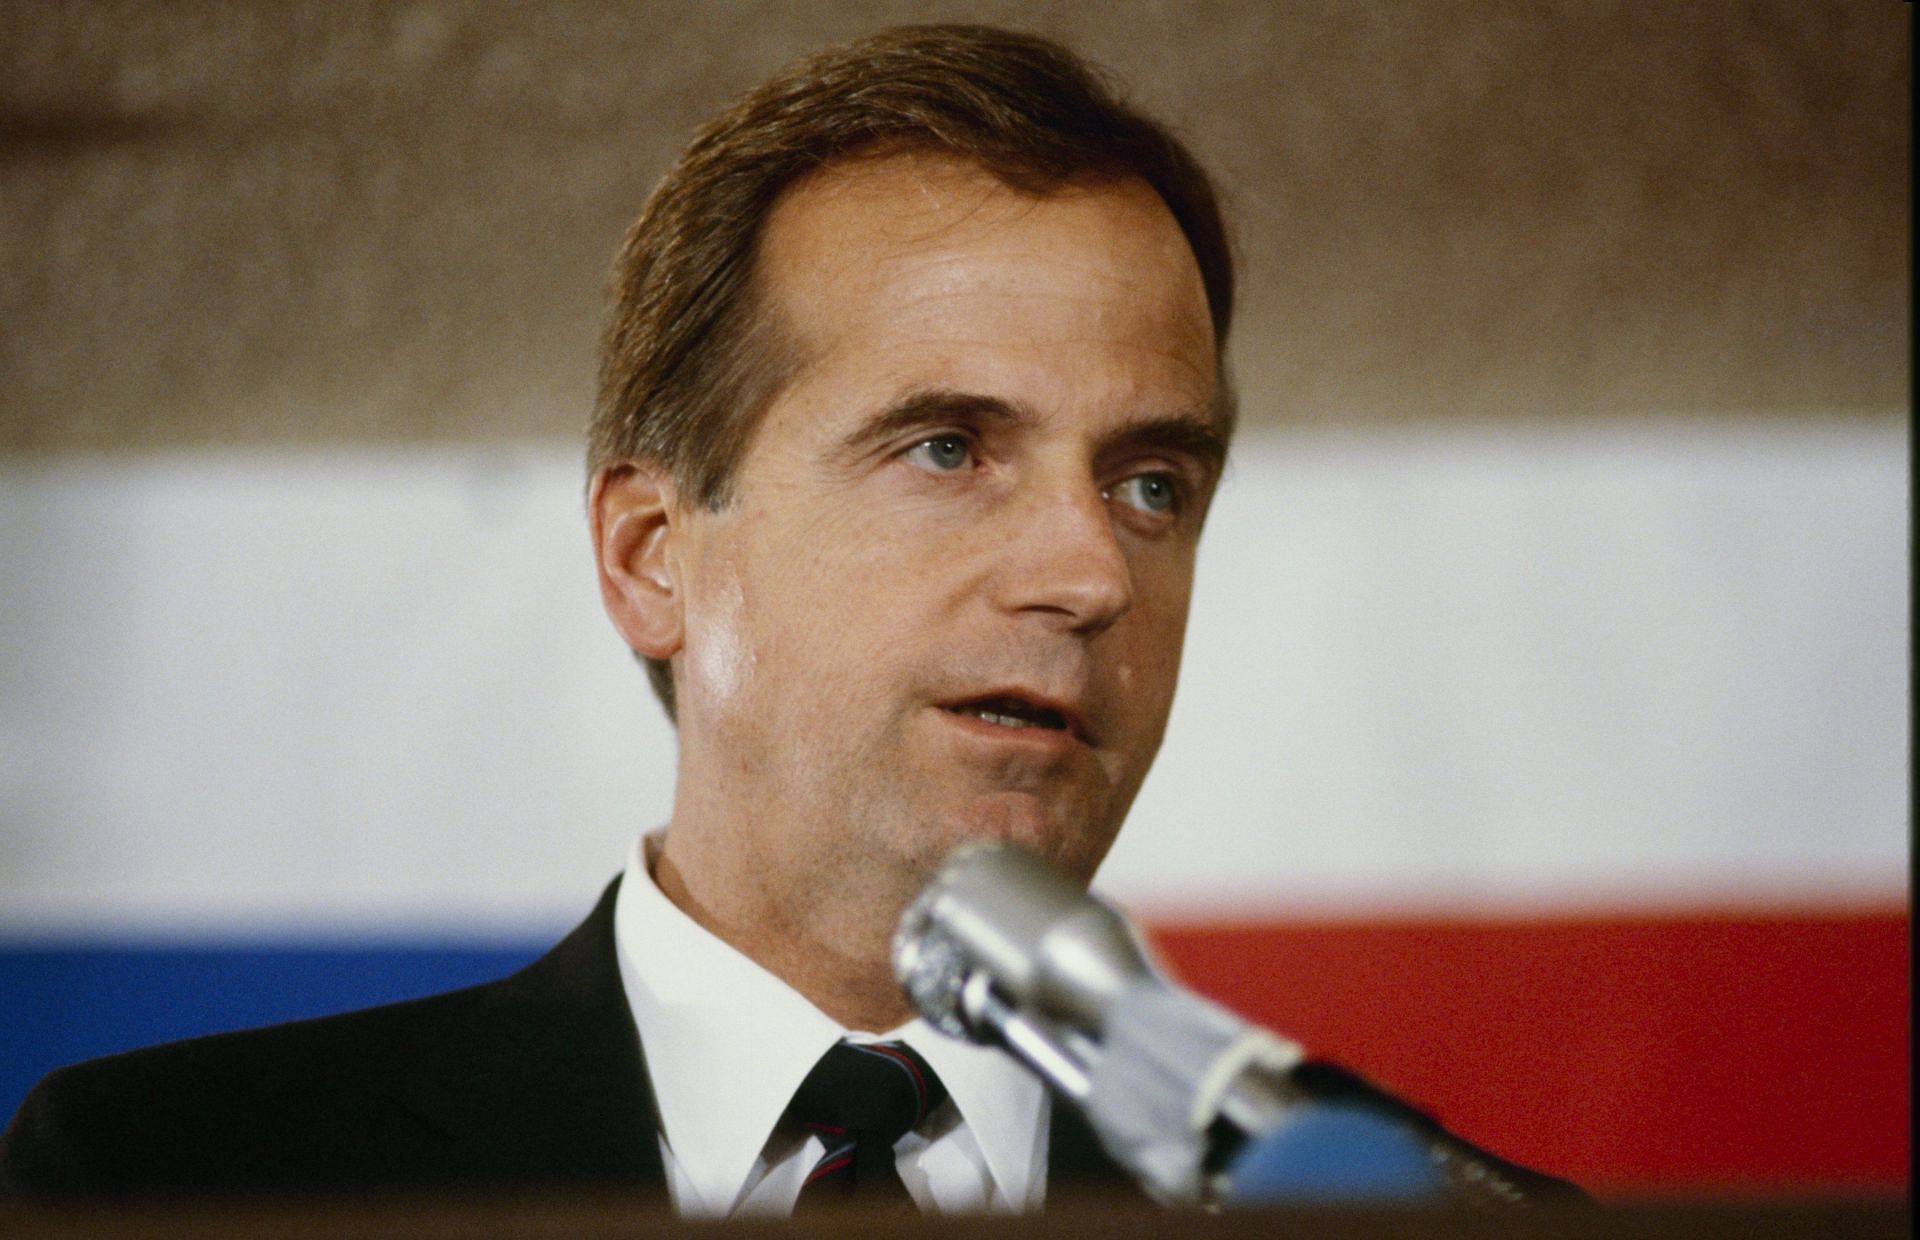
[611,833,1049,1218]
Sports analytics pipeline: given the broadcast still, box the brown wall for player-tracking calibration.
[1,0,1907,453]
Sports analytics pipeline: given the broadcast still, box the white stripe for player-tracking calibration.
[0,419,1905,930]
[0,444,671,934]
[1104,418,1908,914]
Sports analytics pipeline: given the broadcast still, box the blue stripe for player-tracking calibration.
[0,940,548,1124]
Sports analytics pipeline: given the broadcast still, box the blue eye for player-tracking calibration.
[1111,473,1179,514]
[908,435,973,472]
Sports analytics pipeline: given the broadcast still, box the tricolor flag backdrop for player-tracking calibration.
[0,1,1907,1201]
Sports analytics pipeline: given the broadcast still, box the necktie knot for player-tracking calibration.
[785,1040,949,1209]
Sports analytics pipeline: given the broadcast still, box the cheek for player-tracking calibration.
[1109,576,1192,726]
[784,503,934,615]
[717,510,931,710]
[1125,556,1195,666]
[682,567,754,711]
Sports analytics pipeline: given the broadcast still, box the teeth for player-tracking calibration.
[952,706,1059,733]
[958,707,1038,729]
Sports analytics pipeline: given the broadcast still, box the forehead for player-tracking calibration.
[752,151,1217,420]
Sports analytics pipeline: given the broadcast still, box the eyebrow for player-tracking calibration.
[830,388,1028,465]
[831,386,1229,479]
[1098,410,1230,482]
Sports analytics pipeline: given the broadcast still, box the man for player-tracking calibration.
[0,25,1229,1213]
[576,20,1230,1215]
[3,25,1572,1214]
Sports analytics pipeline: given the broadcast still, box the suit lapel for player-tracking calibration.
[394,878,667,1190]
[387,874,1142,1204]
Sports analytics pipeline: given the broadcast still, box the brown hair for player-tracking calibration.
[591,23,1236,719]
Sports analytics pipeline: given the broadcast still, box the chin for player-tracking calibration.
[935,792,1113,886]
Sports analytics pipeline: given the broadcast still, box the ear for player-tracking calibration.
[589,460,685,661]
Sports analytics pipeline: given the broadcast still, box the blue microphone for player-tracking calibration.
[1222,1102,1447,1204]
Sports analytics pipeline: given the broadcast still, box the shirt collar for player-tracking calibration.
[897,1006,1047,1206]
[612,833,1045,1213]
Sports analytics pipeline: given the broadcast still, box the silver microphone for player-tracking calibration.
[892,840,1304,1204]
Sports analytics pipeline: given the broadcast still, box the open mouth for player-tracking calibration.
[944,696,1072,733]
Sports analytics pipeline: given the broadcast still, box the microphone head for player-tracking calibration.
[893,840,1158,1038]
[893,864,978,1039]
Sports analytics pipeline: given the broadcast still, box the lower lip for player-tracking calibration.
[937,707,1084,754]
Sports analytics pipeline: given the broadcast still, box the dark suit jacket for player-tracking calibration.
[0,879,1134,1204]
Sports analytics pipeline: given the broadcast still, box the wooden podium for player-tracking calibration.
[0,1194,1906,1239]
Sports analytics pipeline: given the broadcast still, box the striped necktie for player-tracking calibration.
[786,1040,949,1212]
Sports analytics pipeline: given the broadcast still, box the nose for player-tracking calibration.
[994,484,1134,635]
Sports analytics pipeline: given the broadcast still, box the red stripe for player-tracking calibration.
[807,1153,855,1183]
[1145,904,1908,1196]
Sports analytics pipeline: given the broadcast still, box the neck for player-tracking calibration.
[650,827,918,1033]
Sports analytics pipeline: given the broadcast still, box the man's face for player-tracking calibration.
[669,152,1221,911]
